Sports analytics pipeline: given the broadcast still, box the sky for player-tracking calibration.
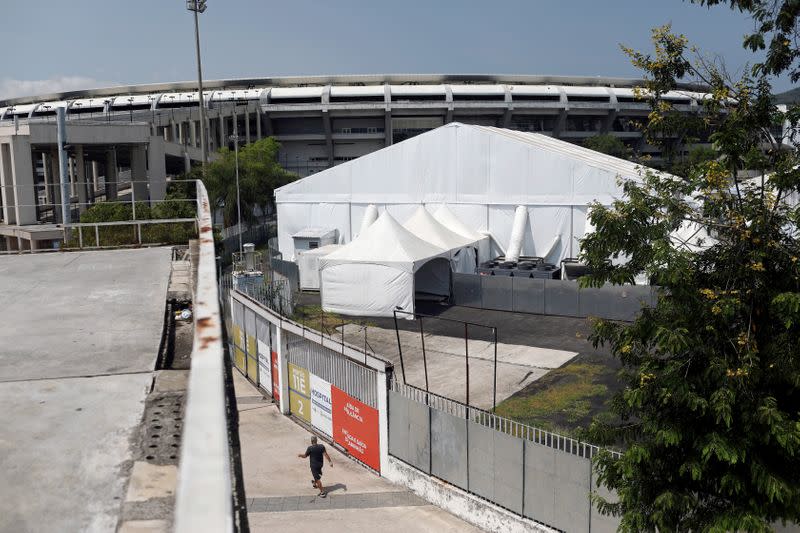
[1,0,793,100]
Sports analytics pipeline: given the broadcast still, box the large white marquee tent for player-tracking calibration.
[275,122,649,267]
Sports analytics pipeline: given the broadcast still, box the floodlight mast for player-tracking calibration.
[187,0,208,168]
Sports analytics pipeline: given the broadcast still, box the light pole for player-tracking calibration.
[186,0,208,168]
[230,133,243,257]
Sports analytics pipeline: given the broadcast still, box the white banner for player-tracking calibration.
[257,339,272,394]
[310,374,332,437]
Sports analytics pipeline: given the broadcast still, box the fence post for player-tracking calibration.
[493,326,498,411]
[419,318,429,393]
[465,323,470,407]
[78,226,83,248]
[95,225,100,247]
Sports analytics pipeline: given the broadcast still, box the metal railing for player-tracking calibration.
[174,180,232,533]
[391,379,620,461]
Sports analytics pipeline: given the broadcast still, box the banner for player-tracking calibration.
[271,351,280,402]
[288,363,311,423]
[257,339,272,394]
[310,375,332,437]
[331,386,380,472]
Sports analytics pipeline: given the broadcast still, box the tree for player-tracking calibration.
[582,24,800,532]
[202,137,296,227]
[583,134,632,159]
[695,1,800,82]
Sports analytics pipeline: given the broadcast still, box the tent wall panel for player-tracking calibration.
[321,263,414,317]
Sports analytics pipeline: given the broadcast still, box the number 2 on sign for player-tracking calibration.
[296,398,304,415]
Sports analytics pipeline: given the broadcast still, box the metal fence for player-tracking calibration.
[285,331,379,408]
[270,256,300,292]
[453,272,657,321]
[389,380,621,533]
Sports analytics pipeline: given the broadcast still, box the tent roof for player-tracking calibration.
[275,122,667,207]
[404,206,477,250]
[320,211,447,272]
[433,204,486,242]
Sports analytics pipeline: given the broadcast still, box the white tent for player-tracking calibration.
[433,204,491,264]
[275,123,657,265]
[319,212,450,317]
[403,206,479,273]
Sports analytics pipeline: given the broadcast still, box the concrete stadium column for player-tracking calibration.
[42,153,53,206]
[178,122,185,145]
[105,149,118,201]
[148,136,167,202]
[5,137,37,225]
[384,111,393,147]
[220,114,228,148]
[91,161,100,199]
[255,110,262,140]
[205,115,216,154]
[322,110,333,167]
[49,149,62,222]
[245,108,251,144]
[68,157,76,197]
[75,146,88,214]
[0,141,17,224]
[190,120,197,148]
[130,145,148,203]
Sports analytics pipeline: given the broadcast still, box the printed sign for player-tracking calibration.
[232,325,245,348]
[331,385,380,472]
[246,334,256,358]
[310,375,332,437]
[257,339,272,394]
[288,363,311,422]
[271,351,280,402]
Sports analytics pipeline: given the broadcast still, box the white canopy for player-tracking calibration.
[403,206,479,273]
[319,212,451,317]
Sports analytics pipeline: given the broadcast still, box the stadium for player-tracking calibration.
[0,74,709,250]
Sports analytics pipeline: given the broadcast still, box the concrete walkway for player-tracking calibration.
[233,371,482,532]
[0,248,172,533]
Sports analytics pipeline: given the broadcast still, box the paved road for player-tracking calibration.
[234,371,482,532]
[0,248,172,533]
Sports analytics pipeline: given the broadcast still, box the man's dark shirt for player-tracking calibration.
[306,444,326,468]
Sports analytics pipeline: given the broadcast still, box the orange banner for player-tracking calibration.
[331,385,380,472]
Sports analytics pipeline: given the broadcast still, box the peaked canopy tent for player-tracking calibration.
[319,212,450,317]
[433,204,491,261]
[275,123,659,266]
[403,205,479,273]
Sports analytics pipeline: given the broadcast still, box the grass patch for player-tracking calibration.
[291,304,374,335]
[495,361,618,436]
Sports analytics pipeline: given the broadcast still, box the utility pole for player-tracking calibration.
[187,0,208,167]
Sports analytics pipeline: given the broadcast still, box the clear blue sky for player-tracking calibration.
[1,0,793,99]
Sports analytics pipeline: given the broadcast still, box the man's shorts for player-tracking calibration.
[311,464,323,481]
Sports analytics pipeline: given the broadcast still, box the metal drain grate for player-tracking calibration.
[139,392,185,464]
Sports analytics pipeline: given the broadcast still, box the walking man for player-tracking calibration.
[298,436,333,497]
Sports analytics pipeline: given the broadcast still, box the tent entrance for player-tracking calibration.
[414,257,451,302]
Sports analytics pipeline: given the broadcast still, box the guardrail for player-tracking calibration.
[174,180,233,533]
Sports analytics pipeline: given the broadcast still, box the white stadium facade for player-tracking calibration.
[0,73,711,250]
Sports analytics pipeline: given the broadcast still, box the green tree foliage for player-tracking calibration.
[583,134,632,159]
[582,24,800,532]
[695,0,800,82]
[201,137,296,227]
